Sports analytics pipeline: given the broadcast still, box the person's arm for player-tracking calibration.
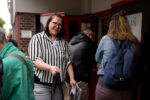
[67,63,77,88]
[65,41,77,88]
[34,59,60,75]
[28,35,60,75]
[95,38,104,64]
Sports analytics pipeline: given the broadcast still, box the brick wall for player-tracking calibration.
[14,12,36,52]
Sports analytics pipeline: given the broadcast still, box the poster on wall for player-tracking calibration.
[21,30,32,38]
[126,12,142,42]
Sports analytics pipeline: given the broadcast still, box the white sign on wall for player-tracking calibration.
[21,30,32,38]
[126,12,142,42]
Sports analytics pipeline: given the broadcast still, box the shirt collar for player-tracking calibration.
[42,31,59,43]
[42,31,49,40]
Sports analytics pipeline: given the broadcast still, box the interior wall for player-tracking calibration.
[14,0,122,15]
[91,0,121,13]
[15,0,82,15]
[80,0,90,14]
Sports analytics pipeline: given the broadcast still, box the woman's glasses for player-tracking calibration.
[51,22,62,27]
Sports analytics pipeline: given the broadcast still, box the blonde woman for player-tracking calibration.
[95,11,141,100]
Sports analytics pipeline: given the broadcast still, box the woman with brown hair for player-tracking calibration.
[95,11,141,100]
[28,14,76,100]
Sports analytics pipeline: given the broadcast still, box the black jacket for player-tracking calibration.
[66,33,96,82]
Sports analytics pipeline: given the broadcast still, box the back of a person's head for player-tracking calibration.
[108,11,141,55]
[83,27,95,36]
[108,10,134,40]
[0,27,7,44]
[82,27,95,42]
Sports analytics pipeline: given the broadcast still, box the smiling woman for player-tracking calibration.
[28,13,77,100]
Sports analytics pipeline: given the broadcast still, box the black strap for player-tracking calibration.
[51,73,64,100]
[6,54,30,75]
[120,41,125,82]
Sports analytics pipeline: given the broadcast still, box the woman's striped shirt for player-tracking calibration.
[28,32,71,83]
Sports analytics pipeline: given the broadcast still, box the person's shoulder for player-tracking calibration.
[12,39,17,42]
[100,35,112,44]
[30,32,44,42]
[3,55,22,70]
[32,31,43,38]
[127,40,137,52]
[59,38,68,43]
[102,35,111,40]
[3,53,32,67]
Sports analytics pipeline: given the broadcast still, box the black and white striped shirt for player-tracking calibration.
[28,32,71,83]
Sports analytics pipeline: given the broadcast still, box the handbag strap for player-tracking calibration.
[6,54,30,75]
[51,73,64,100]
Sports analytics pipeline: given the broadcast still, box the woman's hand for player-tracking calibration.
[70,78,78,88]
[34,59,61,75]
[67,64,78,88]
[50,66,61,75]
